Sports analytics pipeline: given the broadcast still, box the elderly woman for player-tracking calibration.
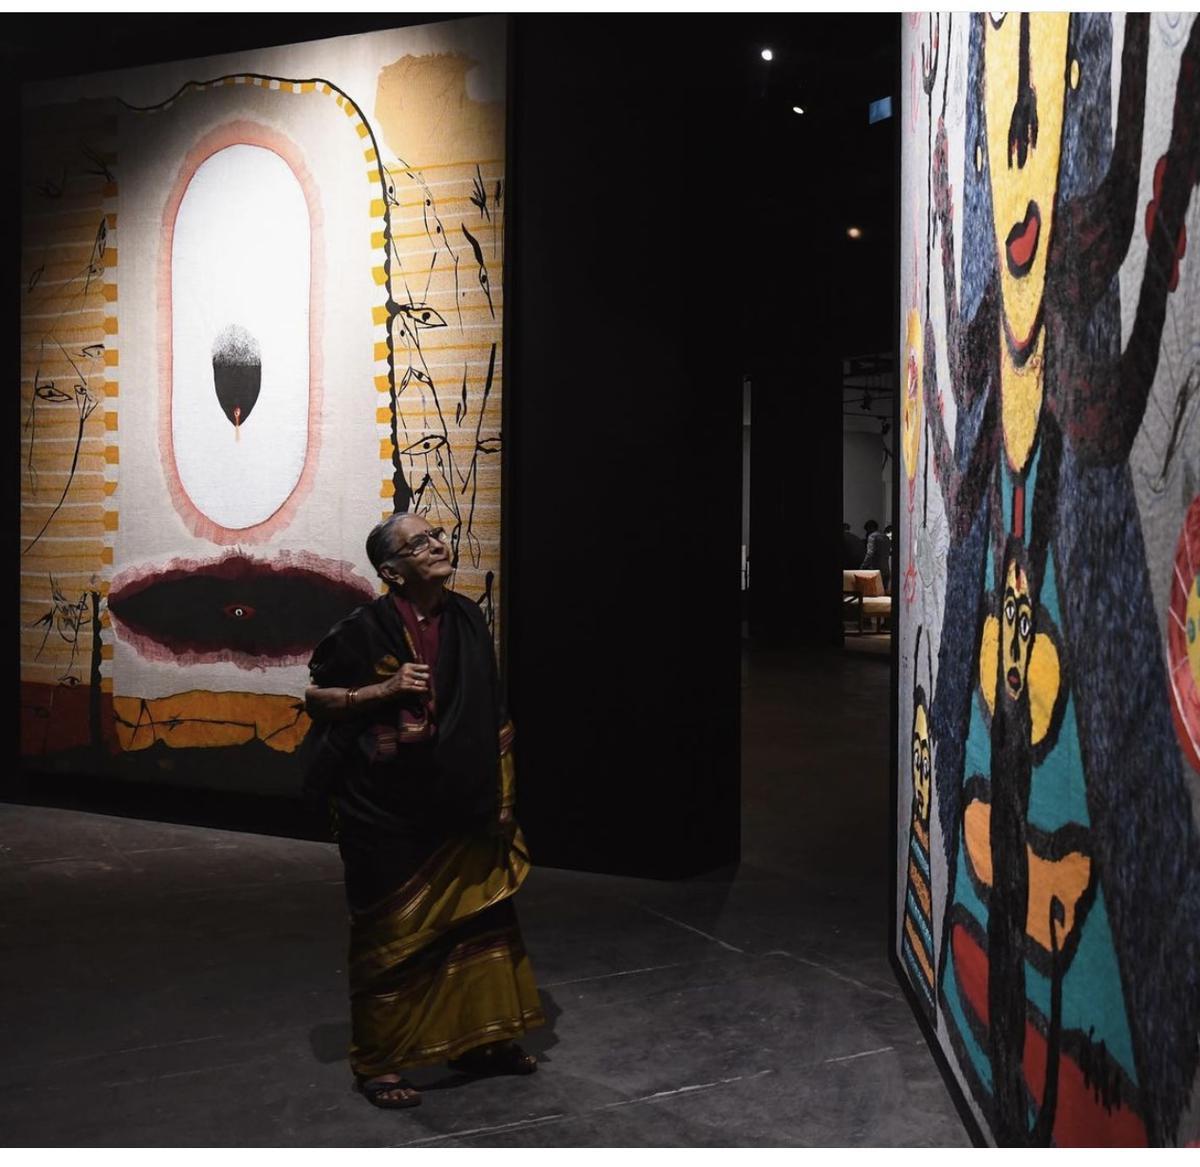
[304,512,543,1109]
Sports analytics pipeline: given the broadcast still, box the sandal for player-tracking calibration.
[357,1074,422,1109]
[449,1040,538,1077]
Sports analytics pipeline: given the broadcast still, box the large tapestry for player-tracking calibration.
[20,18,507,793]
[898,13,1200,1146]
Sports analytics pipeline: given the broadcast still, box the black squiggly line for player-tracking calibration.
[420,363,465,553]
[455,364,468,426]
[470,164,490,220]
[27,246,108,348]
[113,712,260,733]
[922,12,940,96]
[461,223,494,318]
[941,13,953,122]
[80,142,115,184]
[453,249,464,330]
[82,217,107,298]
[463,344,498,564]
[479,569,495,633]
[261,703,308,742]
[493,179,502,259]
[1157,361,1200,483]
[22,409,88,554]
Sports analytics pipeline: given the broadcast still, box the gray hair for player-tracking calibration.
[365,512,418,575]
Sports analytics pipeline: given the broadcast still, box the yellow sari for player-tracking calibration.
[347,733,544,1076]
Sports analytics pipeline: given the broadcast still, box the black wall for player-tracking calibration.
[505,20,743,877]
[747,359,844,648]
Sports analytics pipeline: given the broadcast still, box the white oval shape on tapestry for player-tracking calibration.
[170,143,310,531]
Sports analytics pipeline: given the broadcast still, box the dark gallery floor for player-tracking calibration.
[1,647,967,1147]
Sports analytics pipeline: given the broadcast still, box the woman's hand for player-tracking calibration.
[304,663,430,722]
[375,662,431,699]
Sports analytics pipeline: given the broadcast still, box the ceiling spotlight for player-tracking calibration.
[760,48,774,61]
[847,226,863,239]
[792,105,805,115]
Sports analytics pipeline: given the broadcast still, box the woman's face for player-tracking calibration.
[382,518,455,588]
[984,12,1070,359]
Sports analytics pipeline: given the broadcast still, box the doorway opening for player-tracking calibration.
[842,352,895,656]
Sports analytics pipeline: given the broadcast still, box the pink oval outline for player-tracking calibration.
[159,120,325,544]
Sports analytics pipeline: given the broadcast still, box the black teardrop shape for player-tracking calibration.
[212,324,262,428]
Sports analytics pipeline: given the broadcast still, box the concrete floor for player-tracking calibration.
[1,645,968,1146]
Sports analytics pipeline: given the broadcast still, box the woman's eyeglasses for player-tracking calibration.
[391,527,447,558]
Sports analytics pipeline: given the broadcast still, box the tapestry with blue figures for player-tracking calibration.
[898,12,1200,1147]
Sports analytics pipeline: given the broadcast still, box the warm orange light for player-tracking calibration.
[847,227,863,239]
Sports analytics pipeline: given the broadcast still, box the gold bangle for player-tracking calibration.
[346,687,358,709]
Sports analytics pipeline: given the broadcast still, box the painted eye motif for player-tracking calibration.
[399,434,448,457]
[914,742,922,771]
[396,303,448,331]
[1005,599,1016,624]
[109,557,374,666]
[1019,612,1031,640]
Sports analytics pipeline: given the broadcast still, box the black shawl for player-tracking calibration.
[303,590,502,829]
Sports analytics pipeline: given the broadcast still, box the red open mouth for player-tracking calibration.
[1006,667,1022,695]
[108,551,376,668]
[1005,201,1041,278]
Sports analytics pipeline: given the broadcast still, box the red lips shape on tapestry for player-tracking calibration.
[1144,154,1190,293]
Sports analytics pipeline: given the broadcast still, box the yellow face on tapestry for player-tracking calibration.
[912,701,931,824]
[984,12,1069,360]
[979,564,1062,744]
[903,309,924,484]
[1001,558,1034,701]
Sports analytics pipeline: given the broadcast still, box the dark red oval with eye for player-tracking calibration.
[108,553,378,667]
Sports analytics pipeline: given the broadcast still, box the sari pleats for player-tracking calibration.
[348,823,544,1076]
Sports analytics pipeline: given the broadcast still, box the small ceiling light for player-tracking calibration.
[847,226,863,239]
[792,105,805,115]
[760,48,774,61]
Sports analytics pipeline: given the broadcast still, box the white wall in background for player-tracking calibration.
[843,427,885,536]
